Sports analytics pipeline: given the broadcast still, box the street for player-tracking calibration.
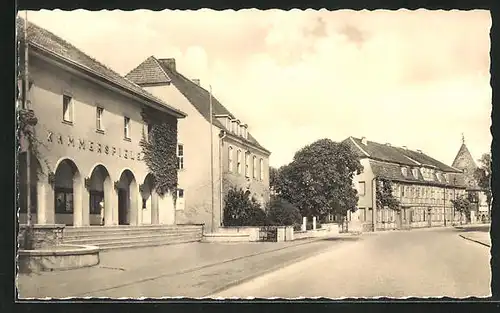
[212,227,491,298]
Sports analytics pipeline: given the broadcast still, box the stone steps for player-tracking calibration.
[62,225,203,251]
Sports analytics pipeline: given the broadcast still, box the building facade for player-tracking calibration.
[126,57,271,232]
[343,137,467,231]
[17,19,186,227]
[451,136,490,222]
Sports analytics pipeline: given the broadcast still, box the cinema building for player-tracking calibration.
[17,18,187,228]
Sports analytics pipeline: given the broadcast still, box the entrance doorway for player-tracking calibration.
[118,188,129,225]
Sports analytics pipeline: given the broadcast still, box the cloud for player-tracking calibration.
[24,9,492,167]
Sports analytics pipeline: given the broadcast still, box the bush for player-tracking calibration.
[223,187,268,226]
[266,196,302,226]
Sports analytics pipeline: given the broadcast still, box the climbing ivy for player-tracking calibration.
[139,108,178,200]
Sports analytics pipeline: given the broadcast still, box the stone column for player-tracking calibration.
[36,179,55,225]
[82,179,90,226]
[312,216,317,230]
[72,175,84,227]
[301,216,307,231]
[151,189,159,225]
[108,184,118,226]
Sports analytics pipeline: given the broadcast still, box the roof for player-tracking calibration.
[369,159,467,188]
[16,17,186,119]
[343,137,462,173]
[126,56,171,86]
[451,142,481,190]
[126,56,270,154]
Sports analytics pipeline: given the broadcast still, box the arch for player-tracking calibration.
[141,173,157,225]
[18,153,43,224]
[88,164,112,226]
[117,168,139,225]
[54,158,82,226]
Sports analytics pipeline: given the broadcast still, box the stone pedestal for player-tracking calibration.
[312,216,317,230]
[301,217,307,231]
[18,224,65,250]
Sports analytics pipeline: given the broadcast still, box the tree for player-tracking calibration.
[376,178,401,211]
[451,195,473,224]
[269,166,279,195]
[266,196,302,226]
[473,153,492,219]
[223,187,267,226]
[274,139,363,220]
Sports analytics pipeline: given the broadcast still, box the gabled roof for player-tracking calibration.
[126,56,270,154]
[343,136,462,173]
[16,17,186,118]
[126,56,171,86]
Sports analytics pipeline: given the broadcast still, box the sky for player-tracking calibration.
[23,9,492,168]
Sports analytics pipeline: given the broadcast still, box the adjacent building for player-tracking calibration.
[17,18,187,227]
[342,136,467,231]
[451,136,490,222]
[126,56,271,232]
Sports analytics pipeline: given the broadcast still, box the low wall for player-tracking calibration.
[18,245,100,273]
[293,228,328,240]
[321,223,340,235]
[18,224,65,250]
[217,227,260,242]
[202,233,250,243]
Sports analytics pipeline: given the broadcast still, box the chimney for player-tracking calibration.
[192,79,200,86]
[162,58,176,71]
[416,149,423,153]
[361,137,367,145]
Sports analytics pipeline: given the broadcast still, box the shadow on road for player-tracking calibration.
[320,236,361,242]
[452,224,490,233]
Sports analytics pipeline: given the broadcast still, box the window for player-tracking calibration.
[63,94,73,123]
[401,185,405,197]
[228,146,234,172]
[147,124,153,138]
[55,188,73,214]
[124,116,130,139]
[260,158,264,180]
[237,150,242,174]
[401,167,408,176]
[178,188,184,199]
[253,156,257,178]
[245,153,250,177]
[96,107,104,131]
[412,168,419,178]
[358,181,366,196]
[177,144,184,169]
[89,191,104,214]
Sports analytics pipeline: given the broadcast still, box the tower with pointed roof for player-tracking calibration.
[451,134,479,189]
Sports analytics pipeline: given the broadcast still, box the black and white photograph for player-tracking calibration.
[15,8,492,299]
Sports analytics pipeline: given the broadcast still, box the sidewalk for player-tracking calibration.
[17,234,358,298]
[459,231,491,247]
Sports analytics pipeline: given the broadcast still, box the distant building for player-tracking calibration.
[342,136,467,231]
[451,135,490,222]
[126,56,271,231]
[17,18,186,227]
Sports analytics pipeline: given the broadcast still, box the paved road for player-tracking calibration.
[17,236,356,298]
[212,227,491,298]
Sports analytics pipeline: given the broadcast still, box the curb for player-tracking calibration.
[203,236,358,297]
[458,234,491,248]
